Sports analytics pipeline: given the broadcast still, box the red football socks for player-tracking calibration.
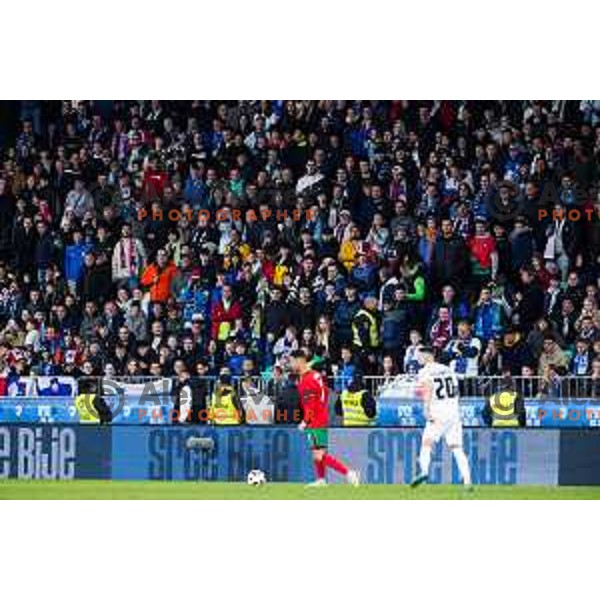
[313,458,326,479]
[322,453,349,476]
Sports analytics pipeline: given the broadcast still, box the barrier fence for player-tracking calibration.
[1,374,600,428]
[2,374,599,399]
[68,374,600,399]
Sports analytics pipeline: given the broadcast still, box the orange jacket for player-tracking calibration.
[140,262,178,302]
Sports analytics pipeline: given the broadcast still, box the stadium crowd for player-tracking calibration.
[1,100,600,395]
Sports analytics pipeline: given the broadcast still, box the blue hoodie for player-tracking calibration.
[474,301,504,341]
[64,242,93,282]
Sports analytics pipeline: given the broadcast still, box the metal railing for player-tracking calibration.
[3,374,600,400]
[366,375,600,400]
[73,374,600,400]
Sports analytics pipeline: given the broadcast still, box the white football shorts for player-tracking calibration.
[423,414,463,447]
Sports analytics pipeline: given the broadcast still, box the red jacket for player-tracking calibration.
[211,299,243,339]
[143,169,170,199]
[468,234,497,269]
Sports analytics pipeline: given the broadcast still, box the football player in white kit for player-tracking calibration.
[410,346,472,487]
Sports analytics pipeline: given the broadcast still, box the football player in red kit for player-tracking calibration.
[291,350,360,487]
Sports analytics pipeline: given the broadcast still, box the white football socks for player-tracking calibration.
[419,446,431,476]
[452,448,472,486]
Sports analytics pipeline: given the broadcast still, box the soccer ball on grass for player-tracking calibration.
[247,469,267,486]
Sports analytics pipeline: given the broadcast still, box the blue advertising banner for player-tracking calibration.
[526,400,600,428]
[111,426,313,482]
[329,428,560,485]
[0,397,79,424]
[0,424,584,485]
[558,430,600,485]
[0,425,111,480]
[377,396,486,427]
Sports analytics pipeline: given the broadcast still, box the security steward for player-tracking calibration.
[209,368,244,425]
[336,373,377,426]
[483,380,525,427]
[351,296,380,374]
[75,380,112,424]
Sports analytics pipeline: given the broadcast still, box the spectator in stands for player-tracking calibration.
[0,99,598,399]
[467,217,498,290]
[479,337,503,376]
[571,338,592,376]
[432,217,468,290]
[140,248,178,304]
[210,284,242,341]
[538,364,568,398]
[552,297,579,347]
[403,329,423,374]
[65,177,94,219]
[514,268,546,334]
[112,223,147,288]
[429,306,453,355]
[333,284,360,349]
[473,286,504,343]
[380,354,397,381]
[273,325,299,366]
[264,287,288,340]
[500,326,533,376]
[509,217,535,273]
[34,220,56,284]
[538,334,570,375]
[333,345,359,392]
[381,286,412,365]
[429,284,469,333]
[443,320,482,377]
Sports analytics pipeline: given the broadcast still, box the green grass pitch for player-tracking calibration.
[1,480,600,499]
